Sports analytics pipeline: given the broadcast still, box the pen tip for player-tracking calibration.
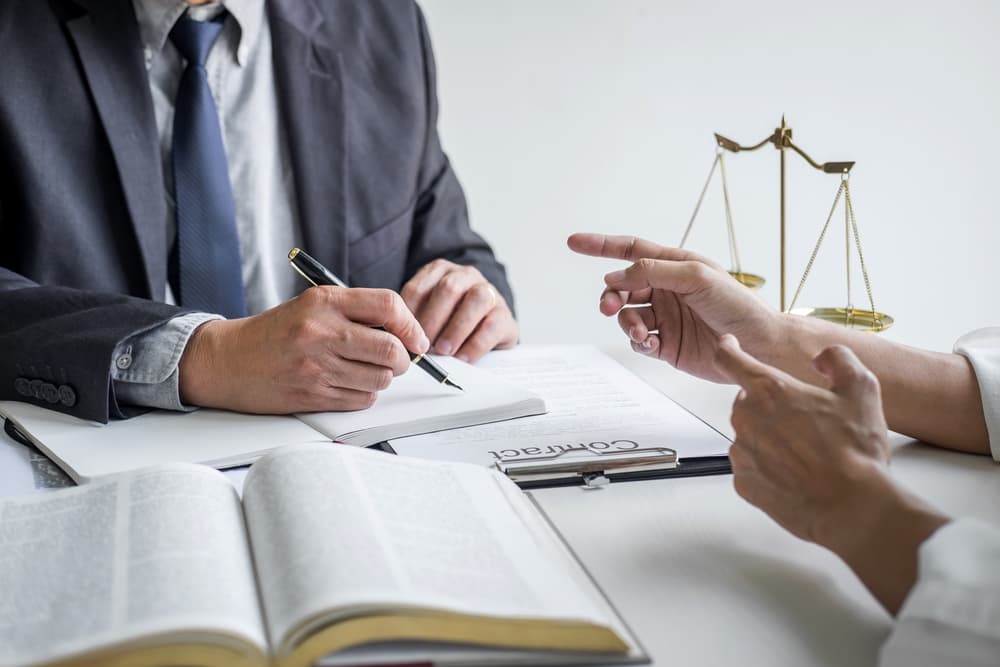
[288,248,300,260]
[444,378,464,392]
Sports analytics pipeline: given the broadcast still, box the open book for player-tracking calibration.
[0,355,545,483]
[0,444,644,667]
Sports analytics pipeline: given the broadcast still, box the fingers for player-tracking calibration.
[407,263,486,345]
[811,345,881,401]
[400,259,454,316]
[323,287,430,356]
[599,287,652,316]
[329,325,412,376]
[599,289,630,316]
[403,260,517,359]
[604,257,721,297]
[567,233,719,268]
[454,308,518,363]
[298,385,379,413]
[629,333,660,356]
[433,282,499,356]
[618,305,657,345]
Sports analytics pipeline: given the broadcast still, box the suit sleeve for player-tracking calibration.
[0,268,192,423]
[403,4,516,315]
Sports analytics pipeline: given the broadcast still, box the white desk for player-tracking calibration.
[1,348,998,667]
[531,347,1000,666]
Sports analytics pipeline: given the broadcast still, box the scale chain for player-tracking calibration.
[844,183,881,325]
[680,154,720,248]
[788,180,846,313]
[718,153,743,275]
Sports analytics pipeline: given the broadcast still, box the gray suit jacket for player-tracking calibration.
[0,0,513,422]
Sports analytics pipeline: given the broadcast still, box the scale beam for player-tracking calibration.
[712,117,856,311]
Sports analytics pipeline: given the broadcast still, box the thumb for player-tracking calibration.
[811,345,880,401]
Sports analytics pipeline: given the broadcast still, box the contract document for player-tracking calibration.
[389,345,731,469]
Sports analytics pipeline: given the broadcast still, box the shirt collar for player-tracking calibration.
[131,0,264,67]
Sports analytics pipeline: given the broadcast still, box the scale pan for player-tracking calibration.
[789,307,894,332]
[729,272,765,289]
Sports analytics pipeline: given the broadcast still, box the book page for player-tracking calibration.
[294,355,544,447]
[389,345,730,465]
[0,401,327,482]
[242,444,615,655]
[0,464,267,666]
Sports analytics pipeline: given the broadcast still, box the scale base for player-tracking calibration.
[789,307,893,332]
[729,271,766,289]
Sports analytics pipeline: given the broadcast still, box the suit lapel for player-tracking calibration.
[268,0,350,284]
[64,0,166,300]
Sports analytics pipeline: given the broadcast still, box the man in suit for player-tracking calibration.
[0,0,518,423]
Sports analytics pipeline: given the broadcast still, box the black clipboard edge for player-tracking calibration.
[369,440,731,490]
[514,455,731,490]
[4,417,34,449]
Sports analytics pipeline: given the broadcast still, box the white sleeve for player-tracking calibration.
[953,327,1000,462]
[880,519,1000,667]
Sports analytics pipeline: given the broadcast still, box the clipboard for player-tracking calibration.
[372,440,731,489]
[493,445,731,489]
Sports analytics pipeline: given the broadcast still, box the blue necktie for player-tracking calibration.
[169,12,247,318]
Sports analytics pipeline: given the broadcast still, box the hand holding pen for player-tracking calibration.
[289,248,463,390]
[177,258,435,414]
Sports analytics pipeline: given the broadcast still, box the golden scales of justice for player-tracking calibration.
[678,116,893,332]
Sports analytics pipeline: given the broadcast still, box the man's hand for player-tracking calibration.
[567,233,780,383]
[714,334,948,614]
[178,287,429,414]
[401,259,517,363]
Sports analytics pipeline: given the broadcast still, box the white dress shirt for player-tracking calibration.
[114,0,303,409]
[880,327,1000,666]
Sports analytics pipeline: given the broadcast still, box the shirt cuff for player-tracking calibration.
[880,519,1000,666]
[112,312,223,411]
[953,327,1000,462]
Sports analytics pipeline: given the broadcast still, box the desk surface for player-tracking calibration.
[532,346,1000,667]
[1,347,998,667]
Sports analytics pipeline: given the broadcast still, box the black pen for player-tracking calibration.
[288,247,464,391]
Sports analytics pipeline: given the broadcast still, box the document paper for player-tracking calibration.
[389,345,731,466]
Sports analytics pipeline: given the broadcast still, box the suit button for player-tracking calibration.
[29,379,45,400]
[58,385,77,407]
[42,383,60,404]
[14,377,31,397]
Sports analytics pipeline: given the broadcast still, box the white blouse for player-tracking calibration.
[880,327,1000,666]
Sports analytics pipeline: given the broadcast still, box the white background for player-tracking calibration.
[419,0,1000,354]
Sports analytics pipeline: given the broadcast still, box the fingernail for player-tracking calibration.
[436,340,453,356]
[456,354,469,363]
[605,269,626,284]
[641,337,654,350]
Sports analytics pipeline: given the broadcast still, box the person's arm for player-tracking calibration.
[762,312,989,456]
[0,277,193,423]
[396,5,518,363]
[567,233,991,457]
[0,274,433,419]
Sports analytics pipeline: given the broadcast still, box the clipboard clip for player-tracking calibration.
[494,446,677,488]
